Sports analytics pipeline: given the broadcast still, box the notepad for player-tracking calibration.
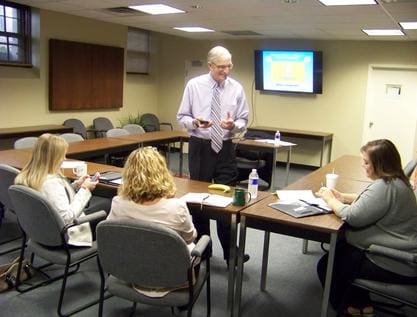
[269,200,331,218]
[181,193,232,208]
[276,190,331,212]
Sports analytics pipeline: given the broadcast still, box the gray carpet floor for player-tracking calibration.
[0,153,414,316]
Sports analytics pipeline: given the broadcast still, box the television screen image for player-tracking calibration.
[255,50,323,94]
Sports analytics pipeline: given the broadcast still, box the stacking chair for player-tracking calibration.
[59,133,84,143]
[14,136,38,149]
[63,118,88,139]
[140,113,173,132]
[8,184,107,317]
[0,164,22,256]
[93,117,114,138]
[346,244,417,316]
[122,124,146,135]
[97,219,211,317]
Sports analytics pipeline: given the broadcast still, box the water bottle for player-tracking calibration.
[274,130,281,147]
[248,169,259,199]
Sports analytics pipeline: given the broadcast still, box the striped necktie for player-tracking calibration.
[210,84,223,153]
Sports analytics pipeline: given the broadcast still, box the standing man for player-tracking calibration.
[177,46,250,265]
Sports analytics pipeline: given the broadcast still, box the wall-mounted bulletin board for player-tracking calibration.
[49,39,124,110]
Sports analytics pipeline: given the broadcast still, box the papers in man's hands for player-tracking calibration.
[270,190,332,218]
[181,192,232,208]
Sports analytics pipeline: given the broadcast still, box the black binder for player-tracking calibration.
[268,201,331,218]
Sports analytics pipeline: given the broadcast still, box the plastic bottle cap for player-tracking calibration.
[252,169,256,172]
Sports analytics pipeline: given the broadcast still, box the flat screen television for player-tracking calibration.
[254,49,323,94]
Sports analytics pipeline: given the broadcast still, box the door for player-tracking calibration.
[362,66,417,164]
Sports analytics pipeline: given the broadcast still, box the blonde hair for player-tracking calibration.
[15,134,68,190]
[118,147,176,204]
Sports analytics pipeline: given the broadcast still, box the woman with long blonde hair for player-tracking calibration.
[15,133,110,246]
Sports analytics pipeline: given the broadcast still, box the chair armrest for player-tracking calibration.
[368,244,417,263]
[191,235,211,258]
[74,210,107,225]
[160,122,173,131]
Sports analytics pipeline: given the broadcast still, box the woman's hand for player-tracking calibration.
[316,187,336,203]
[75,175,89,188]
[80,177,98,191]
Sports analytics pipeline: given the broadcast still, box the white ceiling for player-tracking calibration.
[12,0,417,41]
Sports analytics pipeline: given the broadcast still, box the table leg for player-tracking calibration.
[321,232,337,317]
[260,231,270,291]
[271,146,277,189]
[285,147,292,186]
[320,138,325,167]
[233,216,247,317]
[327,139,333,164]
[302,239,309,254]
[227,213,238,316]
[179,140,184,177]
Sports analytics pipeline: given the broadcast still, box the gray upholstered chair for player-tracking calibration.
[63,118,88,139]
[105,128,129,137]
[97,219,211,317]
[122,124,146,135]
[140,113,173,132]
[93,117,114,138]
[348,244,417,316]
[0,164,22,255]
[14,136,38,149]
[8,184,107,317]
[404,159,417,178]
[59,132,84,143]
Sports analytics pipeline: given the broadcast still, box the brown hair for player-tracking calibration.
[360,139,410,188]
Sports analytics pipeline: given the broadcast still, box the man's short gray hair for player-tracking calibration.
[207,46,232,64]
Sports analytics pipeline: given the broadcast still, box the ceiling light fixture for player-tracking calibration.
[174,27,214,33]
[128,4,185,15]
[400,22,417,30]
[319,0,376,5]
[362,29,404,36]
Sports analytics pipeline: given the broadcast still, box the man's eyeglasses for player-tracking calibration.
[212,63,233,70]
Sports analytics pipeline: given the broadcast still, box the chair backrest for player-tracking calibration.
[14,136,38,149]
[404,159,417,178]
[140,113,160,132]
[93,117,114,138]
[97,219,191,288]
[60,133,84,143]
[8,185,65,247]
[63,118,87,139]
[106,128,129,138]
[122,124,146,135]
[0,164,20,212]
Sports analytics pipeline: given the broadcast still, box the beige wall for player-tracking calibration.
[157,35,417,165]
[1,9,417,166]
[0,10,159,131]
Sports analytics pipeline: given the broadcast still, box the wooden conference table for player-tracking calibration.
[233,155,371,317]
[0,147,270,316]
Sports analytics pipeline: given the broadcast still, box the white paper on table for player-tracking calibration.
[276,190,332,211]
[109,178,123,185]
[253,139,296,147]
[180,192,232,208]
[60,160,85,168]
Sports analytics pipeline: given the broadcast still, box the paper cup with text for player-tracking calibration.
[73,162,87,177]
[325,173,339,190]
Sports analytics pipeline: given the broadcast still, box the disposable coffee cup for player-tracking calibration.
[326,173,339,189]
[73,162,87,177]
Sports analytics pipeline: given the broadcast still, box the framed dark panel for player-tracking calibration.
[49,39,124,110]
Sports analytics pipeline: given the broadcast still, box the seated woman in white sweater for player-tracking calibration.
[15,133,110,247]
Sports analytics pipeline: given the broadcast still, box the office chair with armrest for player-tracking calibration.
[59,133,84,143]
[8,184,107,317]
[93,117,114,138]
[97,218,211,317]
[404,159,417,178]
[344,244,417,316]
[105,129,130,167]
[0,164,22,256]
[105,128,129,137]
[14,137,38,149]
[63,118,89,139]
[122,124,146,135]
[140,113,173,132]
